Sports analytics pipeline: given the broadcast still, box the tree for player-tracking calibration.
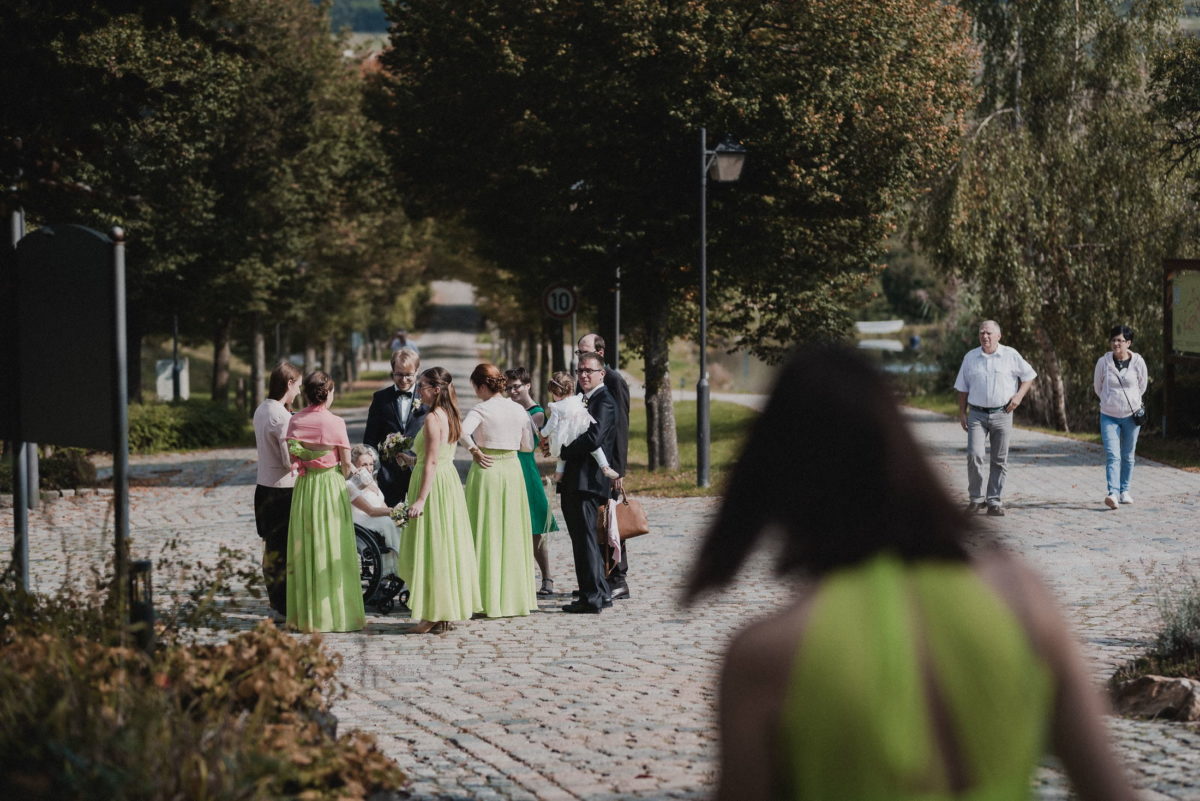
[919,0,1196,431]
[371,0,975,468]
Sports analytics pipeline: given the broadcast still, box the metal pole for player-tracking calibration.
[172,314,181,401]
[111,228,130,616]
[9,204,29,589]
[570,309,578,371]
[11,206,38,511]
[697,128,711,488]
[613,265,621,369]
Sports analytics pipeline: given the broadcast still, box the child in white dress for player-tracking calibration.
[541,371,620,483]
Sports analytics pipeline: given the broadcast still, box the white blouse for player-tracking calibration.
[461,395,535,451]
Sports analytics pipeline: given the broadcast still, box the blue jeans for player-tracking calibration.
[1100,413,1139,495]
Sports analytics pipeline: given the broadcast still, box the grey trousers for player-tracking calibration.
[967,408,1012,505]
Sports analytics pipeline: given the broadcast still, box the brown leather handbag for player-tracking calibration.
[596,490,650,541]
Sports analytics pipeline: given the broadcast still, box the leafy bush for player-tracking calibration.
[0,547,406,800]
[127,400,249,453]
[0,447,97,494]
[1111,569,1200,685]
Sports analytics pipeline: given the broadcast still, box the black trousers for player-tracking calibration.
[254,484,293,614]
[561,488,610,609]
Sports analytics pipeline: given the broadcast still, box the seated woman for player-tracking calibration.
[684,345,1135,801]
[346,444,400,581]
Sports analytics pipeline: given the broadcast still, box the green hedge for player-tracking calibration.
[128,401,249,453]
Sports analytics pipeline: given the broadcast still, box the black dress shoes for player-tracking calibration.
[610,585,631,600]
[561,600,602,614]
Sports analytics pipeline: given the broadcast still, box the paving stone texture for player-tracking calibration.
[3,283,1199,799]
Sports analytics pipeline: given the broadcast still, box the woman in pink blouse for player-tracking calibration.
[284,371,366,632]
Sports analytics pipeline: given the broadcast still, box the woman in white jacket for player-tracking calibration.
[1093,325,1148,510]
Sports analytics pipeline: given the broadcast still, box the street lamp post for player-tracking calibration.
[697,128,746,488]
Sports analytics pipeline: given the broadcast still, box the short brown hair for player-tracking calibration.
[267,361,301,401]
[391,348,419,370]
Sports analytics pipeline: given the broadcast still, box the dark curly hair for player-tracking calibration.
[683,345,973,604]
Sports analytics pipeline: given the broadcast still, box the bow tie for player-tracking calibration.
[396,390,413,398]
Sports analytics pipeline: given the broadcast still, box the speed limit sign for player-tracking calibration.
[542,284,577,320]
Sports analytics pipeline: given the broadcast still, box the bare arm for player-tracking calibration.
[337,445,353,478]
[957,391,969,431]
[409,412,444,517]
[715,616,799,801]
[979,556,1137,801]
[1005,378,1033,413]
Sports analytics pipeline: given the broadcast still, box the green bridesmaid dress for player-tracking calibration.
[285,442,366,633]
[464,447,537,618]
[397,427,482,623]
[780,553,1053,801]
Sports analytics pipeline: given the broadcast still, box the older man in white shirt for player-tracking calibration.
[953,320,1037,516]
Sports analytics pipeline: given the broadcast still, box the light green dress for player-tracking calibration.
[464,448,537,617]
[780,554,1053,801]
[285,442,366,633]
[397,428,481,622]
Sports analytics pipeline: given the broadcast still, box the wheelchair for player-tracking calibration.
[354,523,408,614]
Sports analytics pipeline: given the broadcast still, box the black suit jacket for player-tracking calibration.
[560,385,618,499]
[363,385,428,504]
[603,366,630,476]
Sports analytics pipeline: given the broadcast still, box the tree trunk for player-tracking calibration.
[323,337,335,380]
[1033,323,1070,432]
[251,315,265,408]
[212,319,232,405]
[549,319,565,373]
[304,345,317,374]
[126,307,145,404]
[644,304,680,471]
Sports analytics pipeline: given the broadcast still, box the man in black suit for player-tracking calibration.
[363,348,427,506]
[558,351,618,614]
[576,333,632,599]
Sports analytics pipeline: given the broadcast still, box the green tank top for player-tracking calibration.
[780,554,1052,801]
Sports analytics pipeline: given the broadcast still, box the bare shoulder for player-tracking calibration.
[723,596,813,693]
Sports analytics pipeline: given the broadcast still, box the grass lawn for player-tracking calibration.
[623,398,758,497]
[338,370,391,407]
[904,391,1200,472]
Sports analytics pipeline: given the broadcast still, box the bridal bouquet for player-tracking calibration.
[379,432,414,464]
[390,502,412,529]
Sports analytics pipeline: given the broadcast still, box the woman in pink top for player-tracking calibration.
[284,371,366,632]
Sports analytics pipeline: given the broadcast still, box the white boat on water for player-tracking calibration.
[854,319,905,334]
[857,339,904,352]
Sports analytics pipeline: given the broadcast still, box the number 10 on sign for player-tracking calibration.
[542,285,577,320]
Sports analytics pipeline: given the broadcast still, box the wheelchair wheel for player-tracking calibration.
[354,524,383,606]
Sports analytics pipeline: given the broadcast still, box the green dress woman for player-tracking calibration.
[284,374,365,633]
[461,364,538,618]
[397,368,482,632]
[504,367,559,596]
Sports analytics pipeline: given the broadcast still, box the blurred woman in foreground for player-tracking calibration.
[684,346,1135,801]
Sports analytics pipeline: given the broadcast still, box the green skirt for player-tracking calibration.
[397,437,482,623]
[517,449,559,535]
[286,465,366,632]
[465,449,537,618]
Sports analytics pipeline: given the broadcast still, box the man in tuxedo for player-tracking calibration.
[363,348,427,506]
[559,351,618,614]
[576,332,632,599]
